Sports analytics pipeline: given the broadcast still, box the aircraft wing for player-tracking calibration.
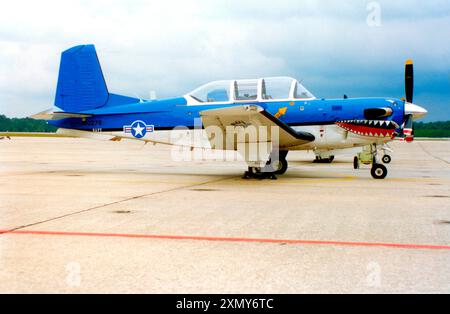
[200,105,314,150]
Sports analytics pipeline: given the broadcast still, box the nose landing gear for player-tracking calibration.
[354,144,389,179]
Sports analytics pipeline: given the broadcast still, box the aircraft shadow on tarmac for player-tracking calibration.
[38,165,355,180]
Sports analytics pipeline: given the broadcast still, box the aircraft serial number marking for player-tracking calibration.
[83,120,102,126]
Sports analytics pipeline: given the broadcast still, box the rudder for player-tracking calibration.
[54,45,109,112]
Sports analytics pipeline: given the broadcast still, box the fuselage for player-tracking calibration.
[51,96,406,152]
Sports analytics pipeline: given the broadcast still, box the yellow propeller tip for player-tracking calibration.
[405,59,413,65]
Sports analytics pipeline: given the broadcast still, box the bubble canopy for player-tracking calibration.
[187,77,315,105]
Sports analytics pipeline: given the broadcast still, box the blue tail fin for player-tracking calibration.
[54,45,140,113]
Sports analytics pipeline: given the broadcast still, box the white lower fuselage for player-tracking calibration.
[58,124,391,155]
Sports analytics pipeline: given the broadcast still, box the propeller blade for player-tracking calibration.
[405,60,414,103]
[403,114,414,142]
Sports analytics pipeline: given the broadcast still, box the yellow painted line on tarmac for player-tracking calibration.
[387,177,448,183]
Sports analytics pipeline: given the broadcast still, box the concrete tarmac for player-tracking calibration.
[0,137,449,293]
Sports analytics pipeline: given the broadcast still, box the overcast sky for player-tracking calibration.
[0,0,449,121]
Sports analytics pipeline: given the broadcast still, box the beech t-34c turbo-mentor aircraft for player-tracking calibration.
[33,45,428,180]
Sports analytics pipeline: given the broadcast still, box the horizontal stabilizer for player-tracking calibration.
[31,109,92,121]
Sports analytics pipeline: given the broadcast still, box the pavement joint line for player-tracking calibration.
[417,142,450,165]
[2,175,235,234]
[1,229,450,251]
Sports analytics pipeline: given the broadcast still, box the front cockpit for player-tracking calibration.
[186,77,315,105]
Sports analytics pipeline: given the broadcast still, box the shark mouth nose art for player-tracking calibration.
[336,120,400,138]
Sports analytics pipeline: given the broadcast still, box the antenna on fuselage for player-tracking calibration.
[131,92,145,103]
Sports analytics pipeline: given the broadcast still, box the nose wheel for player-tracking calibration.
[382,155,392,164]
[371,164,388,179]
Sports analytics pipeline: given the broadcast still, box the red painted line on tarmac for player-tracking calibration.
[1,229,449,251]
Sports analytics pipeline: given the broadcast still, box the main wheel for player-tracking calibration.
[314,156,334,163]
[272,158,288,175]
[382,155,392,164]
[371,164,388,179]
[353,156,359,169]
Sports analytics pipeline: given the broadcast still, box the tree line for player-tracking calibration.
[0,115,57,132]
[0,114,449,137]
[414,121,450,138]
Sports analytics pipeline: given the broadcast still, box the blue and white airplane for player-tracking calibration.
[33,45,428,179]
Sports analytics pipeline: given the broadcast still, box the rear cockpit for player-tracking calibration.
[186,77,315,105]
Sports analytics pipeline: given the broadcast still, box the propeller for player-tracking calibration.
[401,60,427,142]
[403,60,414,142]
[405,60,414,104]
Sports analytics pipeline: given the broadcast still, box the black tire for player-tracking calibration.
[371,164,388,179]
[273,158,288,175]
[314,156,334,163]
[353,157,359,169]
[382,155,392,164]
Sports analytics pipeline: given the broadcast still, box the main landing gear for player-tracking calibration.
[243,151,289,180]
[354,144,389,179]
[313,155,335,164]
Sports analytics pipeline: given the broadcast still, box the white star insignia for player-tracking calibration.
[133,123,145,137]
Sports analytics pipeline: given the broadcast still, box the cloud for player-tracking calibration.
[0,0,449,121]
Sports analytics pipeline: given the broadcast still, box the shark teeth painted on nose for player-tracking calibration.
[335,120,399,138]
